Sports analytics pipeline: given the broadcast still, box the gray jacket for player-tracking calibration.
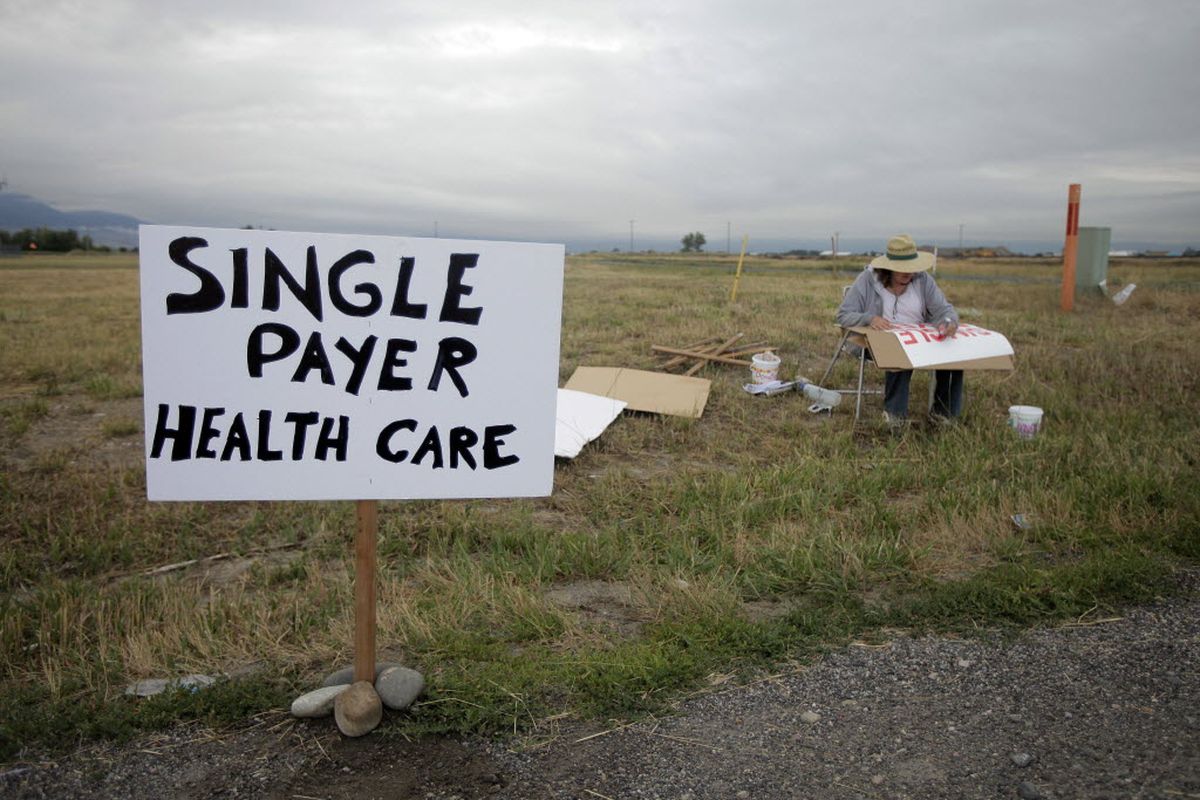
[835,266,958,329]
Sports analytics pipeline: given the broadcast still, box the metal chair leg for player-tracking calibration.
[855,347,866,422]
[819,329,852,387]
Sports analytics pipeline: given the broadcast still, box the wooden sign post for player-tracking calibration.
[1061,183,1081,312]
[354,500,378,682]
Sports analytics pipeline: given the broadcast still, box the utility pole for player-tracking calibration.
[726,221,731,254]
[958,223,964,251]
[629,219,635,253]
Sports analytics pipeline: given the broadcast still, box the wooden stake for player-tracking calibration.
[660,336,723,369]
[650,345,752,366]
[1061,183,1081,312]
[354,499,378,683]
[722,343,775,357]
[728,235,749,302]
[685,332,744,376]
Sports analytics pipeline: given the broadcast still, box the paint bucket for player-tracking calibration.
[750,352,781,385]
[1008,405,1044,440]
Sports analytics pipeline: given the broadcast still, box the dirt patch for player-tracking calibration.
[2,394,143,471]
[544,579,644,638]
[276,731,508,799]
[3,717,508,800]
[739,598,794,623]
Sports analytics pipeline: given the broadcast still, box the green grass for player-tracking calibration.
[1,399,49,438]
[1,251,1198,761]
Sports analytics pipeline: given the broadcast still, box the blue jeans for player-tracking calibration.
[884,370,964,419]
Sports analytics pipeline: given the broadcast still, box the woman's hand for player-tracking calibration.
[937,319,958,338]
[869,316,892,330]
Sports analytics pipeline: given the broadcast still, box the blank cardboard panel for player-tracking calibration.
[564,367,711,418]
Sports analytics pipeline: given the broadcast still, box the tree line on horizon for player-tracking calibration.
[0,227,131,252]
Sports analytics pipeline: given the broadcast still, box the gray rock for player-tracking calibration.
[1011,752,1036,768]
[123,674,215,698]
[178,674,216,691]
[1017,780,1042,799]
[124,678,170,697]
[334,680,383,737]
[290,685,350,718]
[800,710,821,724]
[375,665,425,710]
[321,661,405,688]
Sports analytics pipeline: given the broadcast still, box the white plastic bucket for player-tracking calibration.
[1008,405,1044,440]
[750,352,781,385]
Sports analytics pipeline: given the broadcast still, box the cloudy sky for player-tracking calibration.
[2,0,1197,250]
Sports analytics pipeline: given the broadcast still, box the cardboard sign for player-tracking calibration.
[851,323,1014,371]
[564,367,710,418]
[139,225,564,501]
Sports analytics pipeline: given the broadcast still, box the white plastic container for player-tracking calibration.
[1008,405,1044,440]
[750,352,781,385]
[1112,283,1136,305]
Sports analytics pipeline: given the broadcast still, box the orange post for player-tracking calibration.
[354,500,378,682]
[1060,184,1081,311]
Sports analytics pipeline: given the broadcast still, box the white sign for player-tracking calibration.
[139,225,564,501]
[866,322,1014,369]
[890,323,1013,367]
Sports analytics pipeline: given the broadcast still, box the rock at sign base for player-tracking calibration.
[290,685,350,718]
[322,662,406,688]
[376,666,425,711]
[334,681,383,737]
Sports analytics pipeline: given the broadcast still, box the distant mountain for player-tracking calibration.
[0,192,141,248]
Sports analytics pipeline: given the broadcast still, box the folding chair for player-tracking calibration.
[819,287,883,422]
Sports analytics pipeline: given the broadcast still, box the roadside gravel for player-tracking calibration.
[483,572,1199,799]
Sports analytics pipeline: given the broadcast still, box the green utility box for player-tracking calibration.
[1076,226,1112,291]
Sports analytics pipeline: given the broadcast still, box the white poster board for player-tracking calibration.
[854,323,1014,370]
[139,225,564,501]
[554,389,626,459]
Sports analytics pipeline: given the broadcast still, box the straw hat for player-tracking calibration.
[869,233,935,273]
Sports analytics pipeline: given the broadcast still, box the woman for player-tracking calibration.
[835,233,962,425]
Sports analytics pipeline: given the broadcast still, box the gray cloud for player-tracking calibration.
[2,0,1197,249]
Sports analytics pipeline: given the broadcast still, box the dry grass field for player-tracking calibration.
[1,249,1198,759]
